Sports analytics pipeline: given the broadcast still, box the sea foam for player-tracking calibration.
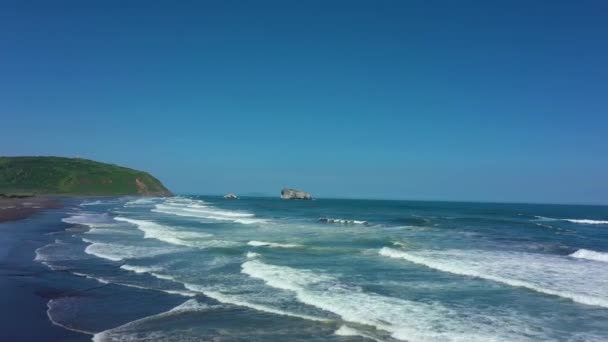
[241,259,545,341]
[114,217,235,249]
[93,299,217,342]
[379,247,608,308]
[152,197,266,224]
[247,240,301,248]
[84,241,180,262]
[565,219,608,225]
[569,249,608,263]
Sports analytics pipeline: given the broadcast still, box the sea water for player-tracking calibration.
[36,196,608,341]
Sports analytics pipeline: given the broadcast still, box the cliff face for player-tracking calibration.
[281,188,312,200]
[0,156,172,196]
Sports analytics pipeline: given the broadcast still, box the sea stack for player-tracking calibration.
[223,193,238,199]
[280,188,312,200]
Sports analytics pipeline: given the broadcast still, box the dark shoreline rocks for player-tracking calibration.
[280,188,312,200]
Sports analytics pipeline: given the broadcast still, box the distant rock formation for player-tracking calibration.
[280,188,312,200]
[223,193,238,199]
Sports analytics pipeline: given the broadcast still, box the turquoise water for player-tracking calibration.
[37,196,608,341]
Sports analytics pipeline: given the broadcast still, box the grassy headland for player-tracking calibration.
[0,156,171,196]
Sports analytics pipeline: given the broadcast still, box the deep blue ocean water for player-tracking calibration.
[35,196,608,341]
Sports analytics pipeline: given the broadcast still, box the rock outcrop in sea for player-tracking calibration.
[280,188,312,200]
[224,193,238,199]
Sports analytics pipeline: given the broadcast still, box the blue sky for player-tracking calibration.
[1,1,607,204]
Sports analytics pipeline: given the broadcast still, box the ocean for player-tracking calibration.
[34,196,608,341]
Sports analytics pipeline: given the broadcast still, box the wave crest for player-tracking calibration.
[379,247,608,308]
[570,249,608,263]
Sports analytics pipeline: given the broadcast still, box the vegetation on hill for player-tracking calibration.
[0,156,172,196]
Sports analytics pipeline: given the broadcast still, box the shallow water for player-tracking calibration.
[37,196,608,341]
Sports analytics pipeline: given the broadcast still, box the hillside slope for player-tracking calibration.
[0,157,172,196]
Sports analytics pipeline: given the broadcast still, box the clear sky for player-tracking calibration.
[1,1,607,204]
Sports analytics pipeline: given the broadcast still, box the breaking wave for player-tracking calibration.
[152,197,266,224]
[241,259,546,341]
[565,219,608,225]
[93,299,217,342]
[569,249,608,263]
[379,247,608,308]
[114,217,236,249]
[247,240,302,248]
[534,216,608,225]
[83,240,180,262]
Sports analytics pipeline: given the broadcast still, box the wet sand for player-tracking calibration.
[0,197,62,223]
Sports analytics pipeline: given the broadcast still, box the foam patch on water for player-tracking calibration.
[93,299,217,342]
[152,197,266,224]
[120,264,165,274]
[565,219,608,225]
[334,325,381,341]
[241,259,546,341]
[114,217,236,249]
[79,200,105,206]
[35,240,92,269]
[62,213,117,228]
[247,240,302,248]
[84,241,180,262]
[246,252,260,258]
[534,216,608,225]
[47,298,96,336]
[183,283,329,322]
[379,247,608,308]
[570,249,608,263]
[124,198,158,207]
[319,217,369,225]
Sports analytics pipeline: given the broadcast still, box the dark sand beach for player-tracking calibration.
[0,201,88,341]
[0,196,62,223]
[0,198,187,341]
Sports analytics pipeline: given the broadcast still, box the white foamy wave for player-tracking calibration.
[379,247,608,308]
[62,213,117,228]
[84,241,180,262]
[183,283,329,322]
[319,217,369,225]
[35,240,90,263]
[241,259,546,341]
[71,271,196,297]
[120,264,164,274]
[124,198,157,207]
[570,249,608,263]
[334,325,381,341]
[247,240,302,248]
[114,217,235,249]
[246,252,260,258]
[47,299,95,336]
[534,216,608,225]
[79,200,104,206]
[152,197,266,224]
[93,299,217,342]
[565,219,608,225]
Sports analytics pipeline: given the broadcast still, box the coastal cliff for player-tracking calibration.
[0,156,172,196]
[281,188,312,200]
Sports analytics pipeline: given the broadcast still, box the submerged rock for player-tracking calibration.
[223,193,238,199]
[280,188,312,200]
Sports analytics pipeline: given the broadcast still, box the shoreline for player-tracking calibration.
[0,196,63,223]
[0,200,90,341]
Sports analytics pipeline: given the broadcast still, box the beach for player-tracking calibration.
[0,196,62,223]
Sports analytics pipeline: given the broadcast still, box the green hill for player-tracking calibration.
[0,156,172,196]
